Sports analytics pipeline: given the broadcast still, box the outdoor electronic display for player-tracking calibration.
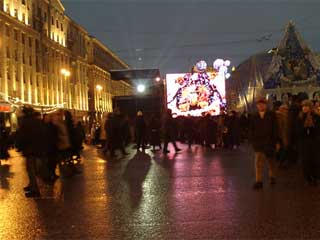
[166,59,229,117]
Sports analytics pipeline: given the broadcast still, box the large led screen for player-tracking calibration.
[166,59,229,117]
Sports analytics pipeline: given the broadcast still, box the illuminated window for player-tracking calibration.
[22,52,26,64]
[5,4,9,13]
[56,20,59,28]
[14,9,18,18]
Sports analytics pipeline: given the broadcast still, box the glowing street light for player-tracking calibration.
[155,77,161,82]
[137,84,145,93]
[96,85,103,91]
[60,68,70,77]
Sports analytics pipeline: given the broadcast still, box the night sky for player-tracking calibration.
[63,0,320,75]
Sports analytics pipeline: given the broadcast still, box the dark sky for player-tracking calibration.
[62,0,320,74]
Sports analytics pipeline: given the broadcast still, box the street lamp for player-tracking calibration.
[96,85,103,91]
[137,84,145,93]
[96,85,103,118]
[60,68,71,109]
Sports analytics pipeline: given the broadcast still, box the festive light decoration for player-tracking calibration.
[0,92,66,114]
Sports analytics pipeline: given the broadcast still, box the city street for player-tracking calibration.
[0,144,320,240]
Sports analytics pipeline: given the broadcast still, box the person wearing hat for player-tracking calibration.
[250,97,279,190]
[297,100,320,185]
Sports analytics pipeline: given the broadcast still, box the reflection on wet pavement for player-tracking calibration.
[0,145,320,239]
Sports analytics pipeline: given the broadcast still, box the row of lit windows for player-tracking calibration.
[4,3,29,25]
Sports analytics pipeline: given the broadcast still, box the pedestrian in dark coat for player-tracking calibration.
[249,98,279,190]
[149,115,162,151]
[16,107,45,197]
[162,109,181,154]
[43,114,59,180]
[135,111,146,151]
[297,100,320,185]
[109,110,127,157]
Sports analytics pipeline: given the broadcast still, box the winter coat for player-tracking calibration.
[276,111,290,148]
[249,111,278,157]
[17,116,45,157]
[135,116,146,137]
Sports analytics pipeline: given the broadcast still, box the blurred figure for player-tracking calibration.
[90,123,96,145]
[103,113,113,154]
[276,104,290,168]
[52,111,71,164]
[16,107,45,197]
[162,109,181,154]
[74,121,85,159]
[297,100,320,185]
[43,114,59,180]
[288,96,301,166]
[226,111,241,149]
[135,111,146,151]
[250,98,278,190]
[0,125,10,162]
[109,109,128,157]
[149,114,162,151]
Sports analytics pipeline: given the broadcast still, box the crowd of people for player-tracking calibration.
[1,108,85,197]
[0,93,320,197]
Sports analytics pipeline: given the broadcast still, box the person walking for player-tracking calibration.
[162,109,181,154]
[17,107,45,197]
[135,111,146,151]
[43,114,59,181]
[297,100,320,185]
[276,104,290,168]
[250,98,279,190]
[149,114,162,151]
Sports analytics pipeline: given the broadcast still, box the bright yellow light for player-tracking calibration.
[96,85,103,91]
[60,69,70,77]
[232,66,236,72]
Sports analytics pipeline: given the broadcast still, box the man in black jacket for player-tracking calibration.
[250,98,279,190]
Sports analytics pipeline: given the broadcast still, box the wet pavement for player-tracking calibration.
[0,144,320,239]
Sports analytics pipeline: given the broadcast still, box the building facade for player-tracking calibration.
[0,0,131,126]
